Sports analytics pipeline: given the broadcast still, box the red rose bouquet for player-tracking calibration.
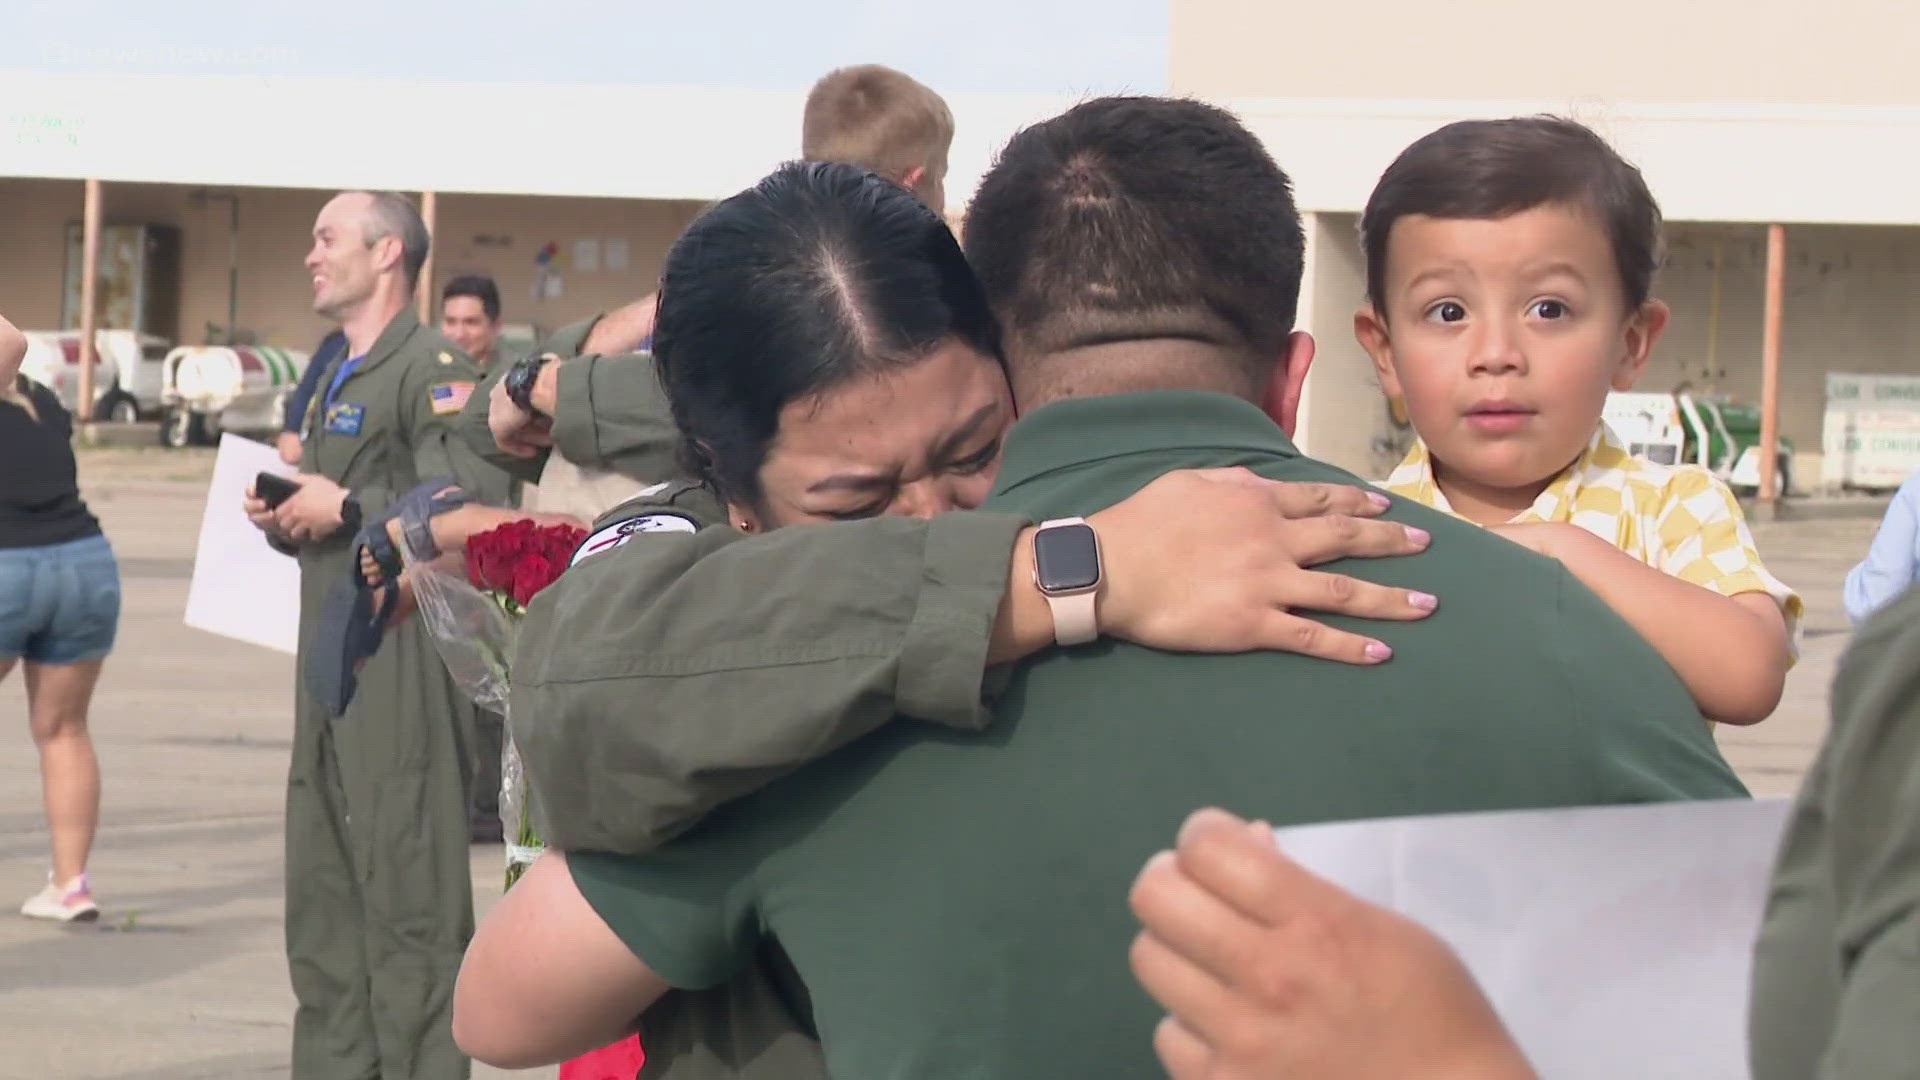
[465,519,587,613]
[403,518,585,887]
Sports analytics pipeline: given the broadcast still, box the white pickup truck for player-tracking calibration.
[19,329,172,422]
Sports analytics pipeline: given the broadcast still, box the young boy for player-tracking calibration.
[1356,116,1799,725]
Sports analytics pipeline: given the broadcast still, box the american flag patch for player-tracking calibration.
[429,381,474,414]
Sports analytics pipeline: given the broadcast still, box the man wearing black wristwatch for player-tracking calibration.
[454,315,679,489]
[242,190,512,1080]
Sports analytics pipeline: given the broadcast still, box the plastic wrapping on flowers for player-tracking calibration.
[399,533,545,889]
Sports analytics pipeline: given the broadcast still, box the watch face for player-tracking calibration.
[1034,522,1100,593]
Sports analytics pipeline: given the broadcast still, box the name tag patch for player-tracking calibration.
[570,513,699,567]
[430,381,475,414]
[324,402,366,436]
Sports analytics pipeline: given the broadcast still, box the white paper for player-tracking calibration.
[604,237,630,272]
[183,433,302,654]
[1274,798,1790,1080]
[572,238,600,272]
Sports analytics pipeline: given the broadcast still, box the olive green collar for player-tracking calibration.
[990,391,1301,499]
[350,308,426,377]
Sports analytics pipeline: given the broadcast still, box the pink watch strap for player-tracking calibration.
[1039,516,1099,646]
[1046,588,1098,646]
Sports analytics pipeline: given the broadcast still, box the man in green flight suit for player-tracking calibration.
[454,318,675,489]
[247,190,512,1079]
[457,99,1747,1077]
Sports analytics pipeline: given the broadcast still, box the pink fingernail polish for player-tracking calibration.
[1410,591,1438,610]
[1365,641,1393,662]
[1368,491,1391,508]
[1404,525,1430,544]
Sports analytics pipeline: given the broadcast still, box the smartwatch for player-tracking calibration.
[504,352,556,417]
[1032,517,1102,646]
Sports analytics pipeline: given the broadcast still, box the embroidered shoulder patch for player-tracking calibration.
[570,513,699,566]
[429,381,475,414]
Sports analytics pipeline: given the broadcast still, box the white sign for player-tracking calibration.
[1823,374,1920,488]
[183,434,302,655]
[1275,798,1791,1080]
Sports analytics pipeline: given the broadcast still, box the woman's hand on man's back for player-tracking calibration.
[1091,468,1437,665]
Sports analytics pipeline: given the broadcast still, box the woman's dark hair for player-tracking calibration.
[653,160,1000,508]
[1359,116,1664,314]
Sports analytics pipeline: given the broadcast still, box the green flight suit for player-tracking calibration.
[518,481,1020,852]
[288,310,510,1080]
[536,390,1746,1078]
[1749,584,1920,1079]
[455,314,678,485]
[456,320,822,1080]
[458,333,524,507]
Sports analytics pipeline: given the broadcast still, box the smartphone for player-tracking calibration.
[255,471,302,509]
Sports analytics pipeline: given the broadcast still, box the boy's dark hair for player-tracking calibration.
[1360,116,1664,314]
[962,96,1304,392]
[441,275,501,321]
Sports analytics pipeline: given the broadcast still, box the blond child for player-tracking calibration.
[1355,116,1799,725]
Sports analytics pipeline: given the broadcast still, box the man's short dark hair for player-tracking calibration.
[442,274,501,321]
[962,96,1304,390]
[1359,116,1664,314]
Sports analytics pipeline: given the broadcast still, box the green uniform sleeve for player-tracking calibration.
[547,351,680,481]
[454,357,546,487]
[1810,588,1920,1078]
[539,316,600,360]
[360,351,514,519]
[453,315,604,484]
[512,503,1027,854]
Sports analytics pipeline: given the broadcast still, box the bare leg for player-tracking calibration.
[25,658,105,887]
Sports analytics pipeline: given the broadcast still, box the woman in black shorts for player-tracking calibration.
[0,315,120,922]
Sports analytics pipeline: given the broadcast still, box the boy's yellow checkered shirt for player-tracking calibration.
[1384,423,1803,647]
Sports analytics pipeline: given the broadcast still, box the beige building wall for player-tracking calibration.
[1296,213,1409,478]
[1172,0,1920,105]
[1,179,344,347]
[1654,223,1920,483]
[430,193,704,340]
[0,179,87,334]
[0,179,701,353]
